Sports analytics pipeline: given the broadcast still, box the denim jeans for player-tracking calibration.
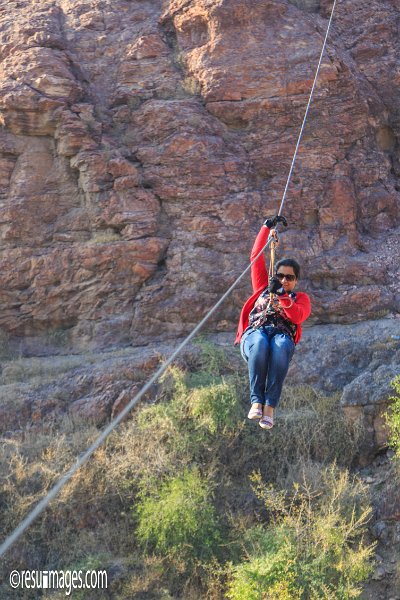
[240,326,295,408]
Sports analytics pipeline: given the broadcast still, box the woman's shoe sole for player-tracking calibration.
[259,417,274,429]
[248,409,263,420]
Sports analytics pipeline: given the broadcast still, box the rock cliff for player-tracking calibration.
[0,0,399,353]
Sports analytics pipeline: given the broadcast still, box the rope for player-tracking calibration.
[0,0,338,559]
[267,229,279,311]
[268,231,278,280]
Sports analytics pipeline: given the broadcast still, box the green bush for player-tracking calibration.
[137,364,243,466]
[227,463,374,600]
[226,526,301,600]
[189,377,242,435]
[385,375,400,459]
[135,468,222,565]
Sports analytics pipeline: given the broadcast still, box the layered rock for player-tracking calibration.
[287,317,400,463]
[0,0,398,353]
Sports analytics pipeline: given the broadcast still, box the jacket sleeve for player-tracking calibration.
[250,226,270,292]
[279,293,311,325]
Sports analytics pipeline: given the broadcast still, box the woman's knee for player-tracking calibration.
[271,335,294,358]
[249,334,269,355]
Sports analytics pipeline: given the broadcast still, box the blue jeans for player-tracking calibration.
[240,326,295,408]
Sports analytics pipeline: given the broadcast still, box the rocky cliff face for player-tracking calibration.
[0,0,399,353]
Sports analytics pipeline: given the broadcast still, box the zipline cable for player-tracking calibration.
[0,0,338,559]
[278,0,337,217]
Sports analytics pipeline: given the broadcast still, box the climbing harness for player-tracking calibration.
[0,0,339,558]
[265,228,295,313]
[248,288,297,340]
[266,228,279,314]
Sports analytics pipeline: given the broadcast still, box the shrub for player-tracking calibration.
[227,463,375,600]
[136,366,187,437]
[226,526,302,600]
[135,468,222,565]
[385,375,400,459]
[137,363,244,469]
[189,377,242,435]
[0,419,139,596]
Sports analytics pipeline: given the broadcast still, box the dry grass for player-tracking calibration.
[0,346,139,385]
[89,230,121,244]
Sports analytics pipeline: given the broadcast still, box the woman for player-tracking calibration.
[235,215,311,429]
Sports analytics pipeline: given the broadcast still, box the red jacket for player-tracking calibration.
[235,225,311,345]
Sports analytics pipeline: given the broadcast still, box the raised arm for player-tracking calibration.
[250,225,270,292]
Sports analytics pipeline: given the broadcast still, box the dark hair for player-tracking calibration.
[275,258,300,279]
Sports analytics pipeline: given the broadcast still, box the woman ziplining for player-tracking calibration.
[235,214,311,429]
[232,0,338,429]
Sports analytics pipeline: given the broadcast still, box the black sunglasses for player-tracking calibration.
[276,272,296,282]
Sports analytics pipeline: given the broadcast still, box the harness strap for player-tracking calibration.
[267,228,279,312]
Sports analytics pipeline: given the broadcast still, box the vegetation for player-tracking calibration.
[227,465,374,600]
[136,468,222,566]
[0,342,375,599]
[385,375,400,459]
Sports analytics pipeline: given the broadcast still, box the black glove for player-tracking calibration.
[268,276,284,295]
[264,215,288,229]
